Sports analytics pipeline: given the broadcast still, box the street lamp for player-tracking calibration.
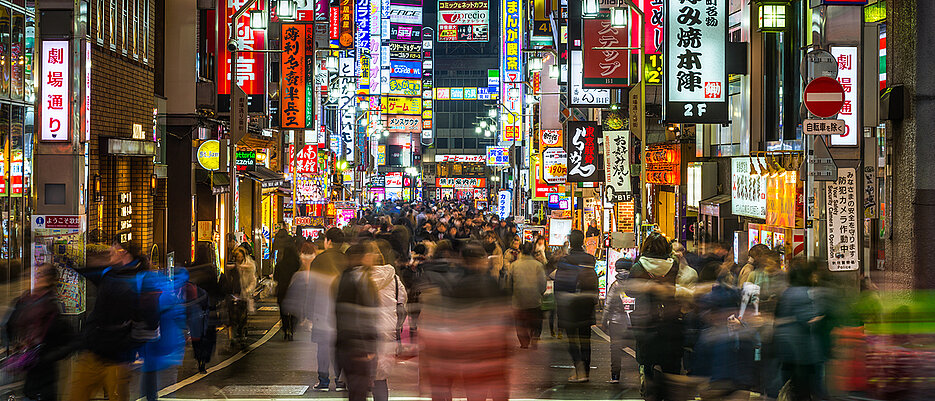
[480,120,488,128]
[249,9,267,29]
[475,126,482,134]
[610,7,627,28]
[583,0,599,17]
[278,0,297,20]
[488,109,497,118]
[528,56,542,72]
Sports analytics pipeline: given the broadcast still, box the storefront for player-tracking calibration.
[645,143,692,241]
[435,177,486,200]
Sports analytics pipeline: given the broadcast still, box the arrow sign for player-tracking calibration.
[804,76,845,118]
[803,119,846,135]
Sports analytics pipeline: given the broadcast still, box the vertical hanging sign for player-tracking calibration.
[826,167,858,271]
[663,0,727,123]
[566,121,601,182]
[339,0,355,48]
[603,130,631,201]
[644,0,664,55]
[421,27,435,145]
[281,24,307,129]
[501,0,523,142]
[41,41,70,142]
[217,0,266,96]
[583,17,630,88]
[830,46,859,146]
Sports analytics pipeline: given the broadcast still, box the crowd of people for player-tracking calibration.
[0,198,909,401]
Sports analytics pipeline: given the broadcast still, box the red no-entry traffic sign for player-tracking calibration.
[804,76,845,118]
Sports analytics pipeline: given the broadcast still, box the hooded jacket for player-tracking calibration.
[553,249,599,329]
[371,264,407,379]
[602,270,632,330]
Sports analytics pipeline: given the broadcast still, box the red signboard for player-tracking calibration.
[804,76,845,118]
[583,17,629,88]
[643,0,664,55]
[281,24,307,129]
[216,0,266,95]
[645,143,680,185]
[338,0,355,48]
[288,144,319,174]
[437,177,486,188]
[330,6,340,39]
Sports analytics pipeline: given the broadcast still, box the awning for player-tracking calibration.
[241,166,285,188]
[196,170,230,195]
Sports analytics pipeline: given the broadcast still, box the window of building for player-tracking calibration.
[436,138,448,148]
[453,138,462,149]
[131,0,138,56]
[122,0,128,53]
[109,0,116,48]
[96,0,104,42]
[464,138,476,149]
[141,0,149,61]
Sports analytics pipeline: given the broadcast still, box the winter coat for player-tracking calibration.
[237,257,258,312]
[372,264,407,380]
[601,270,632,332]
[553,249,599,329]
[141,270,188,372]
[628,255,683,365]
[5,289,75,400]
[282,270,338,343]
[335,265,379,355]
[510,255,547,310]
[274,253,301,302]
[773,286,823,365]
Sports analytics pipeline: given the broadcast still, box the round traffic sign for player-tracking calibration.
[804,76,845,118]
[801,49,838,81]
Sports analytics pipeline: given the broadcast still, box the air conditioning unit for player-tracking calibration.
[196,81,217,111]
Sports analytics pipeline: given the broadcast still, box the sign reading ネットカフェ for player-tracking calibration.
[645,143,681,185]
[663,0,728,123]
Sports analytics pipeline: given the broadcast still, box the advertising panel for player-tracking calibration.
[570,50,611,106]
[217,0,266,95]
[390,59,422,78]
[387,5,423,25]
[338,0,355,48]
[583,17,630,88]
[730,157,767,219]
[603,130,631,202]
[664,0,728,123]
[438,0,490,42]
[388,78,422,96]
[435,154,485,162]
[41,41,70,141]
[539,129,566,185]
[645,143,680,185]
[486,146,510,166]
[381,96,422,115]
[287,144,320,174]
[826,168,858,271]
[386,115,422,132]
[830,46,858,146]
[390,23,423,42]
[437,177,486,188]
[389,42,422,59]
[644,0,664,54]
[281,25,306,129]
[566,121,601,182]
[500,0,523,141]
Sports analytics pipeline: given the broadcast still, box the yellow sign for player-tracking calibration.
[381,96,422,115]
[196,140,220,170]
[422,109,433,120]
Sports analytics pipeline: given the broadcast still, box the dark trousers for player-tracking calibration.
[336,349,374,401]
[566,325,592,374]
[781,362,819,401]
[514,308,543,347]
[609,324,631,376]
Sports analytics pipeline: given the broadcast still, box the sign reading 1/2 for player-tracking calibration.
[644,54,662,85]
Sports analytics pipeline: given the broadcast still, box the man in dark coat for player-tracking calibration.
[553,230,598,383]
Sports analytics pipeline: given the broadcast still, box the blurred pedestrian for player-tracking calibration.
[628,232,682,400]
[71,239,161,401]
[139,268,188,401]
[283,241,340,391]
[554,230,599,383]
[371,244,407,401]
[232,247,257,313]
[4,263,74,401]
[275,244,302,341]
[511,241,547,349]
[602,258,633,384]
[335,243,380,401]
[773,260,824,400]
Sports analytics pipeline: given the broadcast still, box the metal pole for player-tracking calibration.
[622,0,647,232]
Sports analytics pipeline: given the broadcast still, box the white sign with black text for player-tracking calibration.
[663,0,728,123]
[826,167,859,271]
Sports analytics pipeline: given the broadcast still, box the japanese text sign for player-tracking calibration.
[339,0,355,48]
[438,0,490,42]
[288,144,320,174]
[644,0,664,54]
[41,41,69,141]
[583,17,630,88]
[486,146,510,166]
[663,0,728,123]
[830,46,858,146]
[730,157,767,219]
[437,177,486,188]
[826,168,859,271]
[217,0,266,95]
[566,121,601,182]
[281,25,307,129]
[501,0,523,141]
[603,130,631,202]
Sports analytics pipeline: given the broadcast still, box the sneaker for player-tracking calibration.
[334,382,347,392]
[313,383,330,392]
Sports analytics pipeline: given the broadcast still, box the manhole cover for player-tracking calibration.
[219,385,308,396]
[257,306,279,312]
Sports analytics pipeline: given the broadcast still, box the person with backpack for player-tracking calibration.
[554,230,599,383]
[628,232,683,400]
[71,238,161,401]
[4,263,75,401]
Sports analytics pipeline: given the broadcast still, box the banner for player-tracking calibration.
[500,0,523,142]
[539,129,566,185]
[566,121,601,182]
[41,41,70,141]
[389,42,422,59]
[338,0,355,48]
[644,0,664,54]
[603,130,631,201]
[387,5,423,25]
[390,59,421,78]
[438,0,490,42]
[288,144,320,174]
[390,23,423,42]
[437,177,486,188]
[583,17,629,88]
[281,25,306,129]
[730,157,767,219]
[486,146,510,166]
[498,190,512,219]
[664,0,728,123]
[388,78,422,96]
